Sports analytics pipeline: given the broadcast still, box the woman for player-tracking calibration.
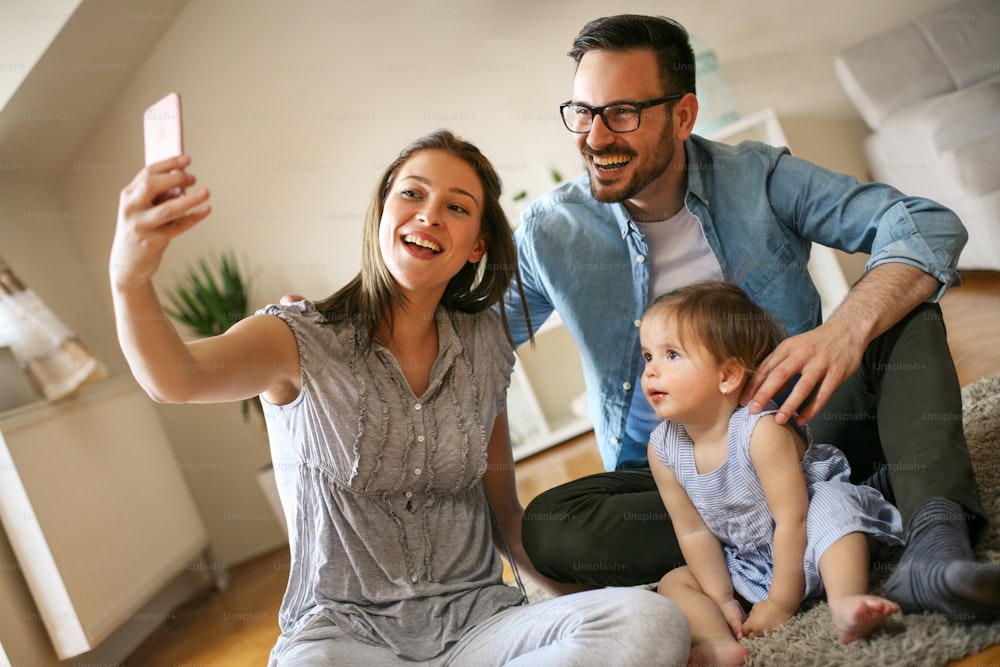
[111,129,689,665]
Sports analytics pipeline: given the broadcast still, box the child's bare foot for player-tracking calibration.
[688,639,749,667]
[832,595,900,644]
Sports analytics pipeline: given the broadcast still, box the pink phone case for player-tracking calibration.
[143,92,184,202]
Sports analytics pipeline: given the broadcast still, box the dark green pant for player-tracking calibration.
[521,302,988,586]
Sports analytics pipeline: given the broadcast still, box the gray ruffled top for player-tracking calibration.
[258,301,523,660]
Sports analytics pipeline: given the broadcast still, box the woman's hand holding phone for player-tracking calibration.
[113,91,212,287]
[112,154,212,289]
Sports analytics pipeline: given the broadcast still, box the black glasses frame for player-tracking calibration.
[559,94,684,134]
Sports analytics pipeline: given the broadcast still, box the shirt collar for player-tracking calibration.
[614,202,636,239]
[683,136,712,209]
[370,305,464,399]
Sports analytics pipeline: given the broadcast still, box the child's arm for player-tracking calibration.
[649,443,746,636]
[742,415,809,638]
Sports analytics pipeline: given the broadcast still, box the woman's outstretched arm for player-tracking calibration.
[110,155,298,406]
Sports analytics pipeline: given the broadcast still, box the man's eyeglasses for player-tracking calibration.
[559,95,683,134]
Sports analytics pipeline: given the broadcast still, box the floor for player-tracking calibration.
[126,271,1000,666]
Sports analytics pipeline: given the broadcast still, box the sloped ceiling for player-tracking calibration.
[0,0,82,112]
[0,0,187,182]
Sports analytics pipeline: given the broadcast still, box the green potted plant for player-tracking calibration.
[163,251,261,423]
[511,168,564,207]
[163,252,286,534]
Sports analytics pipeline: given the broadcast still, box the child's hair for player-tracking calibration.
[645,281,786,374]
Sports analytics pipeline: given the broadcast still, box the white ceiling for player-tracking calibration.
[0,0,188,181]
[0,0,959,186]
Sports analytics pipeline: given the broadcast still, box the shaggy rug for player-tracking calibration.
[522,373,1000,666]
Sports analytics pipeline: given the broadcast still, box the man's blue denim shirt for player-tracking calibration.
[504,135,966,472]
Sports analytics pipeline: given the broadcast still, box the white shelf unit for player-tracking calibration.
[508,315,591,461]
[706,108,851,321]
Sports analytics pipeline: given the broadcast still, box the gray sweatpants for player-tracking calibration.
[269,587,690,666]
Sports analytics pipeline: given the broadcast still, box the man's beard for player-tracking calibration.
[586,123,676,203]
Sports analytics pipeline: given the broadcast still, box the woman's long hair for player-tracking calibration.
[315,129,531,349]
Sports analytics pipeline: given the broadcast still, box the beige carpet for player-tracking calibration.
[523,373,1000,666]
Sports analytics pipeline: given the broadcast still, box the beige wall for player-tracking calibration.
[11,0,958,572]
[61,0,957,303]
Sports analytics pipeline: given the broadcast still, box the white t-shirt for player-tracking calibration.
[636,205,722,303]
[624,206,724,459]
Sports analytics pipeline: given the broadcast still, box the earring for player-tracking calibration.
[720,386,728,394]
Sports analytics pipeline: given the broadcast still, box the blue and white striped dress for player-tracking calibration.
[650,405,904,603]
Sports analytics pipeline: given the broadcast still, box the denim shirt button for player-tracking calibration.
[622,381,632,391]
[633,319,641,327]
[636,255,646,263]
[610,437,620,445]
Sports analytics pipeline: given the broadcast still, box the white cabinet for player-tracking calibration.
[0,375,208,659]
[508,316,591,461]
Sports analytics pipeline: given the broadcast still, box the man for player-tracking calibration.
[504,13,999,623]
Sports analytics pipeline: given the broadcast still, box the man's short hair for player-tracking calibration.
[569,14,697,96]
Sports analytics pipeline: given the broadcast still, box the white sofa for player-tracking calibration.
[834,0,1000,271]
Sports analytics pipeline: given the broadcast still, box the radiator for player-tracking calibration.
[0,374,208,659]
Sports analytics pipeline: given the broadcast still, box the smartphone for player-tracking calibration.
[143,91,184,203]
